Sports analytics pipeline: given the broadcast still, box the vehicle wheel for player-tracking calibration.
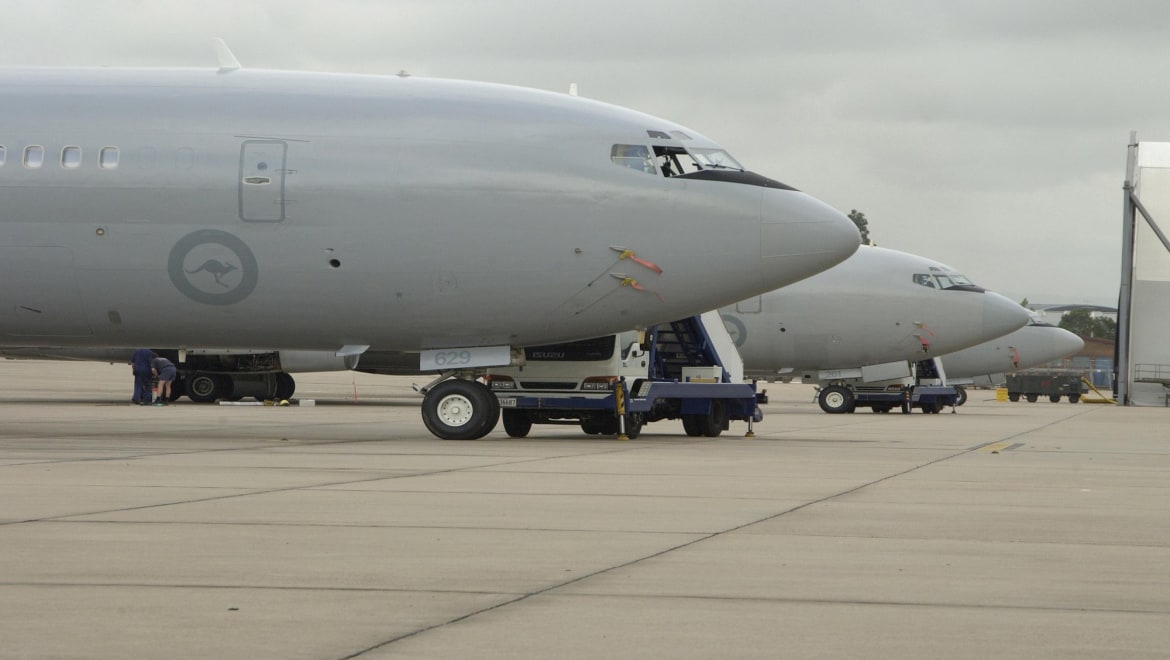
[818,385,855,414]
[1026,394,1038,403]
[872,404,891,414]
[954,386,968,407]
[186,372,226,403]
[1008,393,1020,402]
[1069,394,1080,403]
[698,400,726,437]
[580,420,604,435]
[1049,394,1061,403]
[502,410,532,438]
[681,415,703,437]
[421,379,500,440]
[624,412,645,439]
[274,372,296,400]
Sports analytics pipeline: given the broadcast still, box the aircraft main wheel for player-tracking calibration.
[502,410,532,438]
[681,415,703,437]
[954,386,968,407]
[187,372,229,403]
[421,379,500,440]
[818,385,855,414]
[274,372,296,400]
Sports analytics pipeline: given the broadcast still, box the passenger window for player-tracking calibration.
[62,146,82,169]
[99,147,119,169]
[610,144,655,174]
[913,274,936,288]
[0,145,6,166]
[24,145,44,169]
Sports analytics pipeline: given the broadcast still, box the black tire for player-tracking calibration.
[1069,394,1080,404]
[168,377,185,402]
[502,410,532,438]
[421,379,500,440]
[274,372,296,400]
[818,385,855,414]
[581,420,605,435]
[1026,394,1038,403]
[872,404,891,414]
[624,412,644,439]
[186,372,226,403]
[954,386,968,407]
[1008,393,1020,402]
[1049,394,1061,403]
[681,415,703,437]
[697,400,727,437]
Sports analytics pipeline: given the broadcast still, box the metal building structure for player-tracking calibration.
[1118,134,1170,405]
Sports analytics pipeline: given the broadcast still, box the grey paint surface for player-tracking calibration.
[721,245,1031,378]
[0,67,859,351]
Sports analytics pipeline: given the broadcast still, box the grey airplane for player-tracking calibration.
[0,65,859,438]
[939,314,1084,388]
[721,245,1031,412]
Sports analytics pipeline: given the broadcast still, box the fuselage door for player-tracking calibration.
[239,140,287,222]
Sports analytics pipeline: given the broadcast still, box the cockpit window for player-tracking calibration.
[610,144,656,174]
[689,148,744,171]
[914,271,979,290]
[653,145,744,177]
[913,274,936,288]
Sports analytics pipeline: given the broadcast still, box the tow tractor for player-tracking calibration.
[815,358,960,414]
[483,312,761,438]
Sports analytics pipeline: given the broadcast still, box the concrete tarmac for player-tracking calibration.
[1,360,1168,659]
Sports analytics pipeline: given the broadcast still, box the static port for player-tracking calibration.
[329,259,341,268]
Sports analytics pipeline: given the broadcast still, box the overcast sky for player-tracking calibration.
[7,0,1169,306]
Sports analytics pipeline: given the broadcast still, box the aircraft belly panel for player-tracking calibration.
[0,247,93,337]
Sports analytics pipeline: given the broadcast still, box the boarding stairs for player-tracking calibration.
[648,311,744,384]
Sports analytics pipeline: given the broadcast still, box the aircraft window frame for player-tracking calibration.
[654,145,703,177]
[610,144,656,175]
[0,145,6,167]
[23,145,45,169]
[913,273,936,288]
[688,148,744,171]
[61,146,82,169]
[98,146,119,170]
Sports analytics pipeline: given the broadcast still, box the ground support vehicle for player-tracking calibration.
[487,312,761,438]
[815,359,959,414]
[1005,370,1084,403]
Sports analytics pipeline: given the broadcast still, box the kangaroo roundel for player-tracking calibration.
[168,229,259,305]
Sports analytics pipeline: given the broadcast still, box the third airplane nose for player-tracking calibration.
[982,291,1032,341]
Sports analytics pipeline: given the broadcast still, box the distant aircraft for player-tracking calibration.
[0,66,859,438]
[722,246,1031,395]
[940,314,1085,392]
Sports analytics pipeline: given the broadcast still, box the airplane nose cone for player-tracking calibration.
[759,189,859,286]
[982,292,1032,340]
[1053,327,1086,357]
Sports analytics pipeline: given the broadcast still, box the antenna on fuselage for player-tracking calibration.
[568,82,578,97]
[212,37,242,73]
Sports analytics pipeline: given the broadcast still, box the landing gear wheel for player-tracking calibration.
[681,415,703,437]
[422,379,500,440]
[954,386,968,407]
[274,372,296,400]
[502,410,532,438]
[818,385,855,414]
[186,372,230,403]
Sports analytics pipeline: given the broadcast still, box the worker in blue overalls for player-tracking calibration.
[130,348,154,405]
